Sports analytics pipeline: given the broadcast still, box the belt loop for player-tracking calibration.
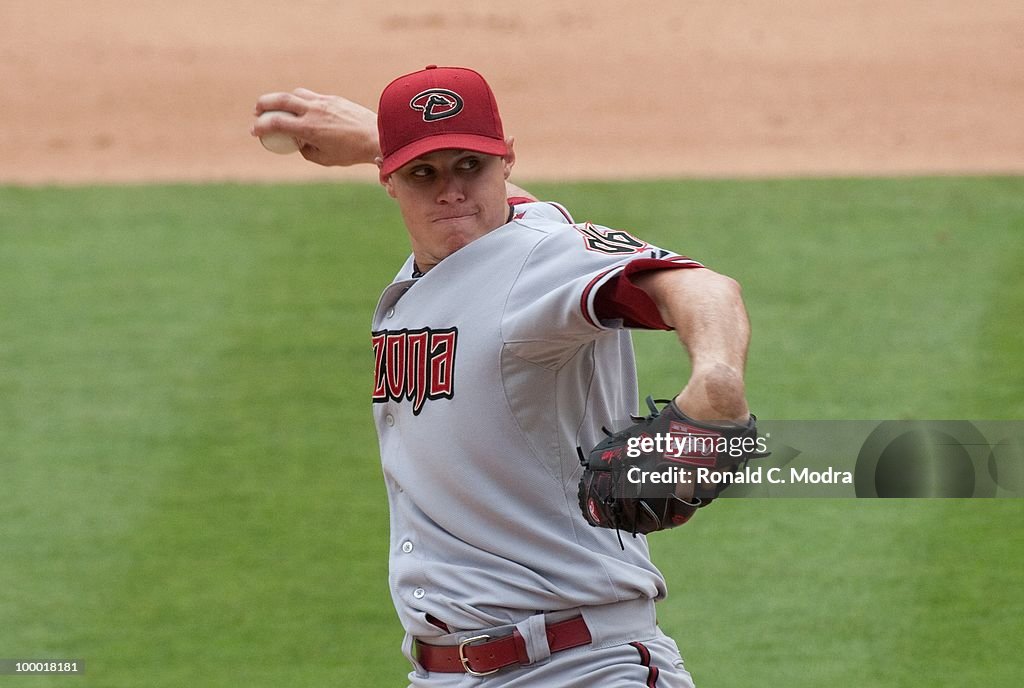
[402,632,428,678]
[514,613,551,666]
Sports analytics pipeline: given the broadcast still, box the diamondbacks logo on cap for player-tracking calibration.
[410,89,464,122]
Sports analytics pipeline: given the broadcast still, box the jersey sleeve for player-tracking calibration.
[592,257,705,329]
[501,221,702,367]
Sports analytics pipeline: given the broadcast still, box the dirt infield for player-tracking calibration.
[3,0,1022,185]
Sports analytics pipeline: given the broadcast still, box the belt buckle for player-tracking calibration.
[458,634,498,676]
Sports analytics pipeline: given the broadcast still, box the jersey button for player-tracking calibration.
[386,307,395,318]
[413,587,425,599]
[385,414,395,427]
[401,541,414,553]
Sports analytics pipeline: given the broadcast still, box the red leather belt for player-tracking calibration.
[415,616,592,676]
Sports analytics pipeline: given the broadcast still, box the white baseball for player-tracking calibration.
[257,110,300,155]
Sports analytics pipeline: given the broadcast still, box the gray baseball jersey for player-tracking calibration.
[370,200,703,639]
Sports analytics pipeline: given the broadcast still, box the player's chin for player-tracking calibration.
[437,220,488,244]
[440,235,474,257]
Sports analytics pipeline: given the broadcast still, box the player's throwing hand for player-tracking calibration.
[251,88,379,166]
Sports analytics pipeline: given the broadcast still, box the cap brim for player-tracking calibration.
[380,134,508,176]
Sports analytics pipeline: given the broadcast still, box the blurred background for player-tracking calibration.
[2,0,1022,184]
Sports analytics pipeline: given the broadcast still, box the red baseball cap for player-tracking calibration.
[377,65,508,176]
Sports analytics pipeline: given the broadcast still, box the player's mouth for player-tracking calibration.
[432,210,478,223]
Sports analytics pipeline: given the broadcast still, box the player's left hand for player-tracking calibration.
[252,89,380,167]
[577,397,768,540]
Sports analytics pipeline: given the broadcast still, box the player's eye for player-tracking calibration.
[456,156,481,171]
[407,165,435,179]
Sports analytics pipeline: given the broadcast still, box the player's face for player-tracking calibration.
[380,145,515,273]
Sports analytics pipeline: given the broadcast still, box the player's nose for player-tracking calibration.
[435,173,466,204]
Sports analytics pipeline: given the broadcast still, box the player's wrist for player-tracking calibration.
[359,133,382,165]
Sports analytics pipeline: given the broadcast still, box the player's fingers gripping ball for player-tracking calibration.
[578,397,768,539]
[256,110,301,155]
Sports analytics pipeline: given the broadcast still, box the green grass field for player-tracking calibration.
[1,177,1022,686]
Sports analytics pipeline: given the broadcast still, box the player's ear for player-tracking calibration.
[376,157,397,198]
[502,138,516,180]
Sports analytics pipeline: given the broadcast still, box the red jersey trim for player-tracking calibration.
[582,257,704,330]
[580,265,622,329]
[629,641,661,687]
[547,201,574,223]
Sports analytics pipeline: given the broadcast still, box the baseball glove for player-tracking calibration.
[578,397,767,541]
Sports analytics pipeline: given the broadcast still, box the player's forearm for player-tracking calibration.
[634,269,751,423]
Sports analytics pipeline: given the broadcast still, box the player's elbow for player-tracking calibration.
[685,270,748,334]
[678,267,743,301]
[706,270,743,304]
[707,271,747,324]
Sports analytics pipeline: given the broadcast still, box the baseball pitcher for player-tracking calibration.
[253,65,762,687]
